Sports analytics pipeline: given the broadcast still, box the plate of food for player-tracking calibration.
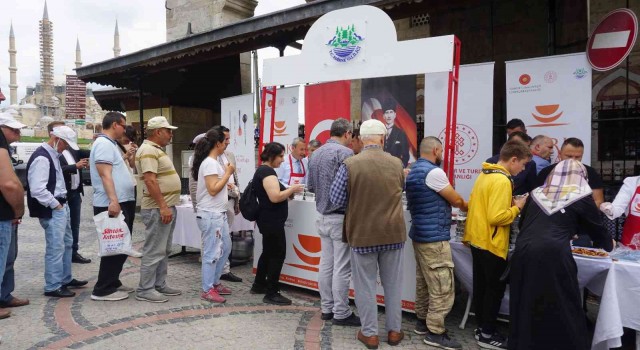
[571,247,610,259]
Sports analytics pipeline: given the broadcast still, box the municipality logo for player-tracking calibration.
[573,68,588,79]
[327,25,364,62]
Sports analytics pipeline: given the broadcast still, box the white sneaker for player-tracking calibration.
[91,291,129,301]
[117,285,135,293]
[128,250,143,258]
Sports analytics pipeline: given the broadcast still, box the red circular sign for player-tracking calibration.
[587,8,638,71]
[519,74,531,85]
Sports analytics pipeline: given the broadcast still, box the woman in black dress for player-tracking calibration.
[509,159,613,350]
[250,143,304,305]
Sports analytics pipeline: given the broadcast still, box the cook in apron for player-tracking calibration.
[288,154,306,186]
[621,183,640,250]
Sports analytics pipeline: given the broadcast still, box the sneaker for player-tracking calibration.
[414,318,428,335]
[155,286,182,296]
[263,292,292,306]
[474,328,481,341]
[201,288,226,303]
[91,291,129,301]
[136,290,169,303]
[220,272,242,282]
[477,332,508,350]
[214,284,231,295]
[321,312,334,321]
[250,283,267,294]
[117,285,135,294]
[332,313,361,327]
[128,250,143,258]
[424,331,462,350]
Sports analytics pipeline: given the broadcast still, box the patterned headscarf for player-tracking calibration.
[531,159,592,215]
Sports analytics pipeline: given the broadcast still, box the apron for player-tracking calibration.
[288,154,306,186]
[621,182,640,249]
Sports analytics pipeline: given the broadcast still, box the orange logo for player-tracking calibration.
[529,104,568,127]
[267,100,273,107]
[286,234,321,272]
[274,120,288,136]
[519,74,531,85]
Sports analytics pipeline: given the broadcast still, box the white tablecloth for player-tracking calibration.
[172,204,255,249]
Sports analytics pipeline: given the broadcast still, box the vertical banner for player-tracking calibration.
[261,86,301,154]
[221,93,255,192]
[361,75,418,167]
[506,53,592,164]
[304,81,351,144]
[424,63,495,199]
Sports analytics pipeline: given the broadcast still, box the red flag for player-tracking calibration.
[305,81,351,144]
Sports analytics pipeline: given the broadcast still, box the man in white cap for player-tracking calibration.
[330,119,406,349]
[135,116,182,303]
[0,113,29,316]
[27,124,87,298]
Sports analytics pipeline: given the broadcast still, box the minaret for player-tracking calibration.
[75,38,82,68]
[39,0,54,109]
[8,22,18,105]
[113,20,121,57]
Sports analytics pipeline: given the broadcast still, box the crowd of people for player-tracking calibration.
[0,110,638,350]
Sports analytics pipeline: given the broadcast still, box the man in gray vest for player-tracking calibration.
[330,119,406,349]
[406,137,467,349]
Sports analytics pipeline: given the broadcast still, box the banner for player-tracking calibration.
[221,94,256,192]
[506,53,592,165]
[261,86,300,154]
[65,75,86,119]
[361,75,417,167]
[304,81,351,144]
[424,63,495,199]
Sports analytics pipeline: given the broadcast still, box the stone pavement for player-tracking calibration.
[1,188,489,349]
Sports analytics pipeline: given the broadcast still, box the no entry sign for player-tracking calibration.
[587,8,638,71]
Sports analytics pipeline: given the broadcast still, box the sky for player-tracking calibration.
[0,0,305,105]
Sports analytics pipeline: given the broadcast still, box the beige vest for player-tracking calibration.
[343,148,406,247]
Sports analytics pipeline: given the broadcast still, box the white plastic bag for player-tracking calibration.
[93,212,133,257]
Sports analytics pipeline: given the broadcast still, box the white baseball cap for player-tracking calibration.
[192,133,206,144]
[0,112,27,129]
[51,126,79,150]
[147,116,177,130]
[359,119,387,135]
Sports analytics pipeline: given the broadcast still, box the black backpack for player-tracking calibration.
[239,179,260,221]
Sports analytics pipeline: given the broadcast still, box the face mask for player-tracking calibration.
[53,139,62,154]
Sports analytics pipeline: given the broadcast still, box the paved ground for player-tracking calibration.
[1,188,499,349]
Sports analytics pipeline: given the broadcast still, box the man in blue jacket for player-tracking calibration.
[406,136,467,349]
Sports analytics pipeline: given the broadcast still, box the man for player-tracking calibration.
[486,131,536,195]
[275,137,308,187]
[90,112,137,301]
[350,129,364,155]
[406,136,467,349]
[381,100,410,167]
[463,140,531,349]
[530,135,554,174]
[135,116,182,303]
[0,113,29,317]
[330,119,406,349]
[46,121,91,264]
[308,118,360,327]
[212,125,243,283]
[307,139,322,158]
[27,125,87,297]
[505,118,527,137]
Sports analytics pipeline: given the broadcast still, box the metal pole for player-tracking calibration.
[138,77,144,141]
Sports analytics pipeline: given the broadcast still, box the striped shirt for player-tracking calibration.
[135,140,181,209]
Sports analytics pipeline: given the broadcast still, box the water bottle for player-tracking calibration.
[456,211,466,242]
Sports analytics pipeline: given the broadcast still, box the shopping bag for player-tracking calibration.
[93,212,133,257]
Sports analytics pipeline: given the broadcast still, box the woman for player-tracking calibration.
[250,142,304,305]
[509,159,613,350]
[192,129,236,303]
[118,126,138,199]
[600,175,640,249]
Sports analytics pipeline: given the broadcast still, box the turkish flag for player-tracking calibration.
[305,81,351,144]
[0,89,5,102]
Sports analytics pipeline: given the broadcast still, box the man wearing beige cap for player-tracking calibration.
[330,119,406,349]
[135,116,182,303]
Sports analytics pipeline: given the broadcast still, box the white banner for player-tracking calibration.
[424,62,495,200]
[261,86,300,154]
[506,53,592,165]
[221,93,255,192]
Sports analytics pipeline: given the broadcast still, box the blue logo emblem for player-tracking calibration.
[327,25,364,63]
[573,68,588,79]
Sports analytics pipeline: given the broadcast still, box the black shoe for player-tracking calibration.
[477,332,508,350]
[250,283,267,294]
[424,330,462,349]
[321,312,334,321]
[63,279,88,289]
[332,313,361,327]
[220,272,242,283]
[72,253,91,264]
[263,292,292,305]
[44,287,75,298]
[414,318,428,335]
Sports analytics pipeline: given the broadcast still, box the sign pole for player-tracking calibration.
[443,37,461,186]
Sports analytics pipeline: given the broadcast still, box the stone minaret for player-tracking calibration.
[39,0,54,108]
[75,38,82,68]
[8,22,18,105]
[113,20,121,57]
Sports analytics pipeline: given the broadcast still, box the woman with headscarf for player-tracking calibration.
[508,159,613,350]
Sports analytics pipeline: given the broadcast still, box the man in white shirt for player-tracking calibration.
[275,137,308,187]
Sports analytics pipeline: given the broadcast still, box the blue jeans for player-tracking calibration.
[0,221,13,299]
[39,205,73,292]
[0,223,17,303]
[67,189,82,254]
[196,211,231,292]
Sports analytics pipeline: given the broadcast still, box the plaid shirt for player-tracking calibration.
[329,144,405,254]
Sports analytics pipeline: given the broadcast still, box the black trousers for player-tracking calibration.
[471,246,507,334]
[92,201,136,296]
[254,223,286,296]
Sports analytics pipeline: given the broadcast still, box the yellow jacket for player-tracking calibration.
[463,162,520,259]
